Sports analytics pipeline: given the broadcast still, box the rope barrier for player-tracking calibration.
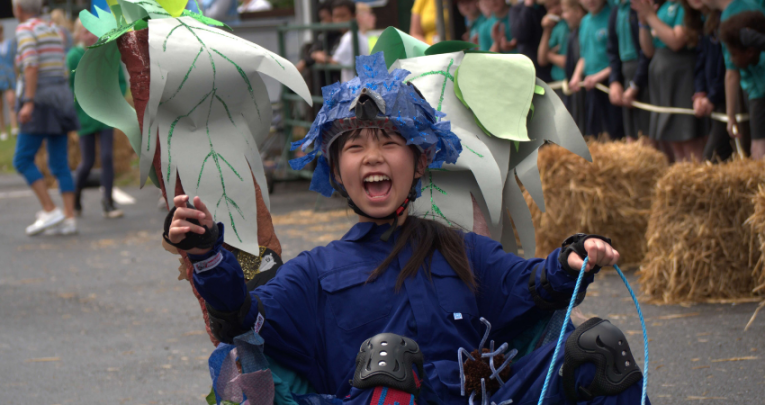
[546,80,750,124]
[536,257,649,405]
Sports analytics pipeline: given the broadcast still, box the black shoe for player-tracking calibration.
[102,199,124,219]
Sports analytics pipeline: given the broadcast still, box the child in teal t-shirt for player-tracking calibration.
[570,0,624,138]
[538,0,569,82]
[477,0,515,52]
[718,5,765,159]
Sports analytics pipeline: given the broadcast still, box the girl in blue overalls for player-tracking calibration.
[165,53,648,405]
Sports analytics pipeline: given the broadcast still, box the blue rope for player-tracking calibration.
[535,258,649,405]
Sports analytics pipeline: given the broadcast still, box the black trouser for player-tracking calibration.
[75,128,114,201]
[585,84,625,140]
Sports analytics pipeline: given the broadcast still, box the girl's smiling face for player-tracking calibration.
[333,128,427,221]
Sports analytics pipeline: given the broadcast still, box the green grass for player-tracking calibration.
[0,134,16,174]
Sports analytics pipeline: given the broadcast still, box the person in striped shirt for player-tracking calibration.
[12,0,80,236]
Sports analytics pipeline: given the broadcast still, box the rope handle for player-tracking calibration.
[536,257,649,405]
[547,80,749,125]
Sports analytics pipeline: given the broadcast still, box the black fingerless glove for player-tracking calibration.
[558,233,612,277]
[162,201,219,251]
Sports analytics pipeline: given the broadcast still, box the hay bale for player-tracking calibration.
[525,140,668,266]
[641,159,765,304]
[747,185,765,295]
[34,130,137,188]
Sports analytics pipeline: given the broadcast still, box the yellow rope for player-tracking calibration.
[545,80,750,124]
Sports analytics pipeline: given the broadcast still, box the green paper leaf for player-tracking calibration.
[534,85,545,95]
[370,27,429,69]
[205,387,216,405]
[134,18,148,30]
[453,66,468,109]
[89,20,139,48]
[79,6,118,38]
[424,40,478,56]
[75,41,142,166]
[181,10,231,30]
[118,0,171,23]
[111,4,126,25]
[457,53,535,141]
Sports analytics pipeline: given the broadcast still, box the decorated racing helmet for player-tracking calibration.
[289,52,463,238]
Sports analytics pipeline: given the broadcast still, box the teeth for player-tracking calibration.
[364,175,391,182]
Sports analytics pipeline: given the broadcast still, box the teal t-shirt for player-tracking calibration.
[548,20,569,81]
[616,0,638,62]
[721,0,765,99]
[478,14,514,52]
[580,5,612,76]
[469,14,488,42]
[653,1,684,49]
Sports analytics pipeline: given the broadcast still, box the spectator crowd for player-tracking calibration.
[445,0,765,163]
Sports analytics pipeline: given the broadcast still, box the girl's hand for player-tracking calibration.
[542,14,558,30]
[583,75,598,90]
[698,97,714,116]
[609,82,624,106]
[567,238,620,272]
[169,195,215,255]
[622,86,638,106]
[631,0,656,20]
[569,76,581,93]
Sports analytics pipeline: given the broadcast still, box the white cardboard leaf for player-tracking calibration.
[147,17,310,254]
[392,52,505,227]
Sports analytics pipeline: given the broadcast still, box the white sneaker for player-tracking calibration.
[26,208,66,236]
[0,132,7,141]
[43,218,78,236]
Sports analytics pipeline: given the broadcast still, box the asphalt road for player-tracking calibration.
[0,177,763,404]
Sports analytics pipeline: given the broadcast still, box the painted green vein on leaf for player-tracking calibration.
[462,142,484,158]
[161,46,203,106]
[404,58,454,114]
[211,48,261,121]
[166,90,212,181]
[421,171,450,224]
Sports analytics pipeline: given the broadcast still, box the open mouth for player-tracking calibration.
[363,174,392,199]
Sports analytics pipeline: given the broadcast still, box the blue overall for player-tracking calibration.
[191,222,649,405]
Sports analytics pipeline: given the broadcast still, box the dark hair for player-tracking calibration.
[680,0,720,47]
[720,10,765,50]
[331,0,356,15]
[328,128,476,292]
[318,1,333,15]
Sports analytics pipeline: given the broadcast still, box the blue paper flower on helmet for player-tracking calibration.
[289,52,462,198]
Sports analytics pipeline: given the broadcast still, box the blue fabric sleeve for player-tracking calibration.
[707,39,727,107]
[509,3,544,45]
[631,10,650,90]
[695,39,708,95]
[607,6,623,85]
[468,233,594,338]
[189,223,250,316]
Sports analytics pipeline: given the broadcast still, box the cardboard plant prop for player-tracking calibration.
[372,28,591,258]
[75,0,312,343]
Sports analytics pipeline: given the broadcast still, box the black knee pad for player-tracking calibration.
[352,333,424,398]
[562,318,642,402]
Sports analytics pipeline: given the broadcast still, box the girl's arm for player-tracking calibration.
[633,0,656,58]
[470,233,612,335]
[584,66,612,89]
[548,51,567,69]
[538,25,554,67]
[725,69,741,137]
[645,13,687,51]
[569,58,585,92]
[409,14,427,43]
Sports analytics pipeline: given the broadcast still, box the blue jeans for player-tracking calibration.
[13,132,74,192]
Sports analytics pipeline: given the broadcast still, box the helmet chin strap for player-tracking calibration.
[330,175,418,242]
